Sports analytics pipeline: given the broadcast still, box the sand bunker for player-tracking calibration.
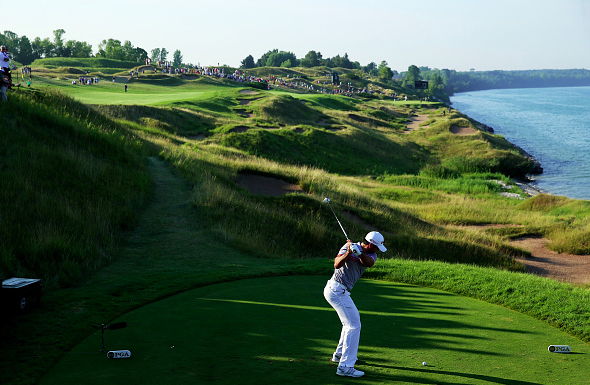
[232,126,250,133]
[348,114,366,123]
[450,126,478,135]
[239,90,259,95]
[237,98,261,105]
[236,173,303,197]
[236,109,254,118]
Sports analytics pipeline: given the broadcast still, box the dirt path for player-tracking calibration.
[403,114,429,133]
[455,225,590,285]
[512,236,590,285]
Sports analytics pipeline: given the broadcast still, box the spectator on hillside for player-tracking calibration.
[0,71,7,102]
[1,46,12,87]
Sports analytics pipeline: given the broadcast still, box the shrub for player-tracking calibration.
[358,92,379,99]
[245,82,268,90]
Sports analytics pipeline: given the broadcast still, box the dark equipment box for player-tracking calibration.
[1,277,42,313]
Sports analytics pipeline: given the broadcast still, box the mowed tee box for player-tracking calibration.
[1,277,42,312]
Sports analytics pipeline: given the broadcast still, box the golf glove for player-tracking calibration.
[351,244,362,256]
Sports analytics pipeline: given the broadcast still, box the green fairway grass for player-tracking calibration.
[39,276,590,385]
[36,78,224,105]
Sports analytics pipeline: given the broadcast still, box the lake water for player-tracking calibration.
[450,86,590,200]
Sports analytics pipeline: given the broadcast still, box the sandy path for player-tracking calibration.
[455,225,590,285]
[403,114,429,133]
[512,236,590,285]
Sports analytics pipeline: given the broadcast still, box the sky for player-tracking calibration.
[4,0,590,72]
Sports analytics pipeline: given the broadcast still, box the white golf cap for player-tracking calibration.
[365,231,387,252]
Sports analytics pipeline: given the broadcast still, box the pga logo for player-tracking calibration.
[107,350,131,359]
[548,345,571,354]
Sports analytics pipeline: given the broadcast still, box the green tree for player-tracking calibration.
[160,48,168,63]
[331,53,353,69]
[97,39,125,60]
[15,35,36,64]
[280,59,292,68]
[363,62,377,75]
[1,31,20,55]
[31,37,54,58]
[427,72,447,100]
[65,40,92,58]
[52,29,67,56]
[240,54,255,69]
[265,51,298,67]
[403,64,421,87]
[378,60,393,80]
[256,49,278,67]
[300,50,322,67]
[173,49,183,67]
[150,48,160,63]
[131,47,148,63]
[121,40,135,60]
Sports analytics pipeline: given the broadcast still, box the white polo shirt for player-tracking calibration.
[0,51,10,70]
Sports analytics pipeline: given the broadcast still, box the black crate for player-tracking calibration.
[1,278,42,313]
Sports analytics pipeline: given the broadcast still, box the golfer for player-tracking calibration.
[324,231,386,378]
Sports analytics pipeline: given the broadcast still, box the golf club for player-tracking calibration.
[323,197,349,240]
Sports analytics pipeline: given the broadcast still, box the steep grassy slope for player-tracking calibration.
[0,90,150,288]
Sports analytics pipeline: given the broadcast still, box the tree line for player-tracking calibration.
[240,49,397,76]
[0,29,185,67]
[4,29,588,96]
[425,68,590,94]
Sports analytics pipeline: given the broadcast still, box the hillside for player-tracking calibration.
[5,59,590,286]
[1,64,546,285]
[2,60,590,385]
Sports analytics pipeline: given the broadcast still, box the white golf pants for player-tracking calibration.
[324,279,361,368]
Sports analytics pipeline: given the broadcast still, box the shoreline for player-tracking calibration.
[454,110,546,197]
[449,86,590,201]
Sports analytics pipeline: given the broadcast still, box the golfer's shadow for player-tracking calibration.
[363,362,544,385]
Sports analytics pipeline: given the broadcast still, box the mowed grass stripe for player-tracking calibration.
[39,276,590,385]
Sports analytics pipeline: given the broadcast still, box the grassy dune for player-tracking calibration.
[2,59,590,384]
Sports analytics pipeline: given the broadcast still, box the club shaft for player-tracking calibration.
[327,202,348,239]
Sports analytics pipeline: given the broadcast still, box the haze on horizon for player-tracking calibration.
[4,0,590,72]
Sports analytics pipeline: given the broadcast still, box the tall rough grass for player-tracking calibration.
[0,90,150,288]
[156,142,526,270]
